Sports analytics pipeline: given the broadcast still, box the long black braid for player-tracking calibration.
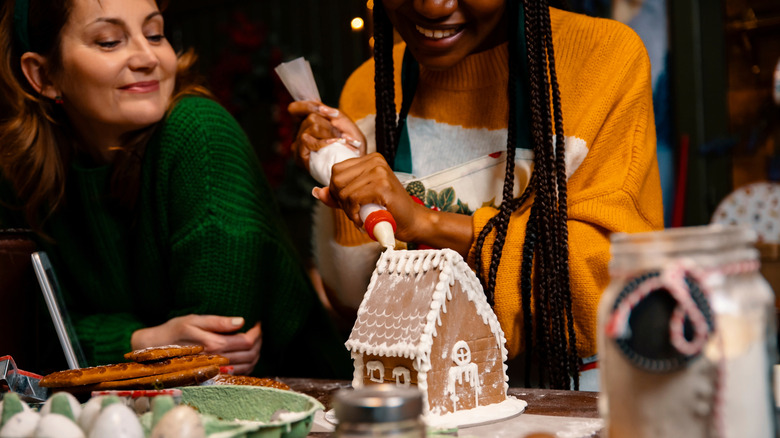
[372,0,577,390]
[373,0,399,166]
[542,2,579,383]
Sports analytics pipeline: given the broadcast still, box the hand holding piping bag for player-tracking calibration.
[277,58,397,249]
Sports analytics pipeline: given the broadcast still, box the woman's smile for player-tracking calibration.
[409,23,465,53]
[383,0,507,71]
[414,24,462,40]
[119,80,160,93]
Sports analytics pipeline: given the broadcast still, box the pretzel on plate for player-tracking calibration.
[39,354,228,388]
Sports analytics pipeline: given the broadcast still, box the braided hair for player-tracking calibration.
[372,0,578,390]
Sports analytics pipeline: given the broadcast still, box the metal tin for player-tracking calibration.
[0,355,48,403]
[334,384,425,437]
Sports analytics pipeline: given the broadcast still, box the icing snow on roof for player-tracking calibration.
[346,249,506,362]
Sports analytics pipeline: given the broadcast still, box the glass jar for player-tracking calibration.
[333,384,425,438]
[598,225,777,438]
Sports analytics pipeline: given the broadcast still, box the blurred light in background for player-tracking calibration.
[351,17,365,31]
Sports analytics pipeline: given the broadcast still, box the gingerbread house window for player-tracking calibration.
[392,366,411,388]
[366,360,385,383]
[452,341,472,366]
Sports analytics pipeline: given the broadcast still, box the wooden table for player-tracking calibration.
[280,378,602,437]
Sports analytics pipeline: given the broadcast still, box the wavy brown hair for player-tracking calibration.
[0,0,212,231]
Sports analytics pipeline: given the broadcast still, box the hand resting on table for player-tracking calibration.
[131,315,261,376]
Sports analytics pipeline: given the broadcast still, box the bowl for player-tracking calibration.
[175,385,323,438]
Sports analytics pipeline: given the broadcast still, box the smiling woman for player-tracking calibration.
[0,0,351,379]
[20,0,178,161]
[289,0,664,390]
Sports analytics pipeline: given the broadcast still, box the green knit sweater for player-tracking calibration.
[0,96,351,378]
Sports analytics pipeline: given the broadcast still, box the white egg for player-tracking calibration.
[40,392,82,420]
[34,413,84,438]
[0,411,40,438]
[150,406,205,438]
[88,403,143,438]
[77,397,104,433]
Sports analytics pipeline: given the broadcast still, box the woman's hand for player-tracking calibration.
[313,153,474,255]
[131,315,262,376]
[288,101,366,171]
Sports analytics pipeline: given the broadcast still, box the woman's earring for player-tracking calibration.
[54,95,64,104]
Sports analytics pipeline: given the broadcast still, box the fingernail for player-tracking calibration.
[319,106,339,118]
[231,317,244,326]
[312,187,320,200]
[341,135,362,148]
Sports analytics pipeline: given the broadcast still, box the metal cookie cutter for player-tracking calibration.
[0,355,48,403]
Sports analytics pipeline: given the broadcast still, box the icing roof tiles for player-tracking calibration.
[346,249,505,361]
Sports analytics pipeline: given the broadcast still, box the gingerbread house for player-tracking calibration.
[345,249,509,416]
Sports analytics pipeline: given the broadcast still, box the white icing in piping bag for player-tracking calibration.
[310,140,396,250]
[274,58,396,250]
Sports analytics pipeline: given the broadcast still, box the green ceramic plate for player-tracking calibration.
[177,385,323,438]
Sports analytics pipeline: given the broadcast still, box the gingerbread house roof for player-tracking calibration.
[345,249,507,363]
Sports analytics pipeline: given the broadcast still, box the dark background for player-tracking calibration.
[164,0,372,258]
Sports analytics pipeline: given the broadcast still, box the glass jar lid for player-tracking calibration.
[333,384,423,423]
[608,225,760,273]
[610,224,757,256]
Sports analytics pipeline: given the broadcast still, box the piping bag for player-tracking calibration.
[275,57,396,249]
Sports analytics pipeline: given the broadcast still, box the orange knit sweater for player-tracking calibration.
[328,8,664,359]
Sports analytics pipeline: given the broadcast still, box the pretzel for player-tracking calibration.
[56,365,220,394]
[39,354,228,388]
[124,345,205,362]
[211,374,290,390]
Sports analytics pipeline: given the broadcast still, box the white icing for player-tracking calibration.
[387,256,398,274]
[404,255,415,274]
[447,341,481,411]
[423,396,527,429]
[365,361,385,383]
[413,255,425,275]
[392,367,411,388]
[308,140,360,186]
[351,353,364,389]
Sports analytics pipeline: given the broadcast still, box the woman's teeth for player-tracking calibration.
[415,25,457,39]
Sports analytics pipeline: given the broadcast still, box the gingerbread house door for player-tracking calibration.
[446,340,481,411]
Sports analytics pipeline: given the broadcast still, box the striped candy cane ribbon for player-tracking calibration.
[607,258,761,358]
[606,260,713,358]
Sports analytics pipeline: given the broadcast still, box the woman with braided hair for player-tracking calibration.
[290,0,663,389]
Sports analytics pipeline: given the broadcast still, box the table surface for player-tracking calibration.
[279,378,603,437]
